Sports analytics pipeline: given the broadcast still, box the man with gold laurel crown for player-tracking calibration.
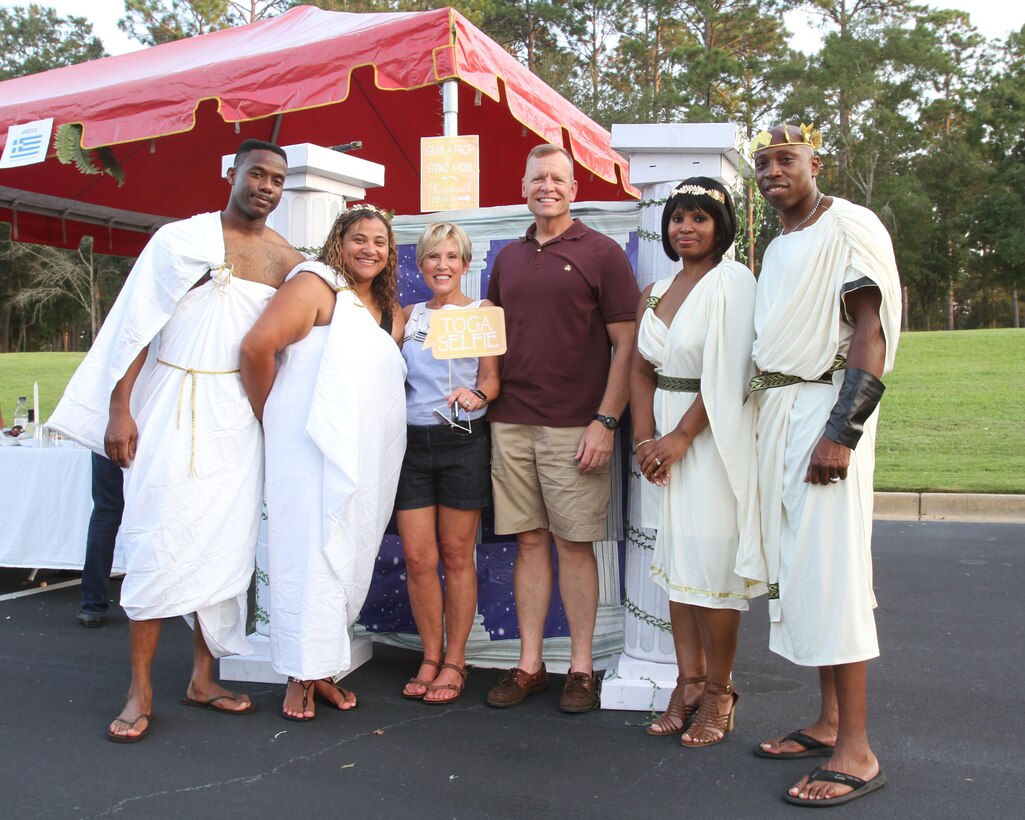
[746,123,901,807]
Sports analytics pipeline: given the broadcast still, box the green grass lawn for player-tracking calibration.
[2,328,1023,492]
[1,352,85,426]
[875,328,1025,493]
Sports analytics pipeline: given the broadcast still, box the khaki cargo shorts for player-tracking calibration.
[490,422,612,542]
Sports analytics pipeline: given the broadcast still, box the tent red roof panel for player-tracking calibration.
[0,7,636,255]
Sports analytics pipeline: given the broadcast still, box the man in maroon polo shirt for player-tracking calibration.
[484,144,639,713]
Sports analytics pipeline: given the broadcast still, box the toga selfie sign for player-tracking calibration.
[422,306,506,359]
[422,306,506,432]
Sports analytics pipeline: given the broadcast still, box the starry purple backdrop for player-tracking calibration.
[359,229,637,641]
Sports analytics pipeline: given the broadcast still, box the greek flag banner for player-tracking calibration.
[1,118,54,169]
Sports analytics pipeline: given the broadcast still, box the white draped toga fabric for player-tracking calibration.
[265,262,407,681]
[637,260,764,610]
[49,212,270,657]
[751,197,901,667]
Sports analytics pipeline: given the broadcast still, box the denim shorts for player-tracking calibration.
[394,421,492,511]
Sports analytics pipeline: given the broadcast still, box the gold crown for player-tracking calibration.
[670,184,725,204]
[348,203,391,220]
[750,123,823,155]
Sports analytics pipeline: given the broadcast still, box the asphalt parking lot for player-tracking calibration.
[1,519,1022,819]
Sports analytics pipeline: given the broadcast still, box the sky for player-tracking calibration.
[3,0,1025,58]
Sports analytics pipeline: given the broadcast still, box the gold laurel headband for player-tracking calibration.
[670,184,725,204]
[348,202,391,220]
[750,123,823,155]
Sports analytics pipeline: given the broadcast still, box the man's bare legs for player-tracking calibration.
[185,617,252,711]
[553,535,598,674]
[786,662,879,801]
[512,530,597,674]
[758,662,879,800]
[108,618,161,739]
[759,666,840,755]
[512,528,554,674]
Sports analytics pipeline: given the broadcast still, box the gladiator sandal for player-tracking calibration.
[646,675,705,736]
[282,677,316,722]
[680,680,738,748]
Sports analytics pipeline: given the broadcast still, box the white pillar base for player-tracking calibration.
[599,652,679,712]
[220,632,374,684]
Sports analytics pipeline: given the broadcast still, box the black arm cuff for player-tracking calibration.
[823,367,885,449]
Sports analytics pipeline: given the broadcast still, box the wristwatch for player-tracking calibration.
[593,414,619,430]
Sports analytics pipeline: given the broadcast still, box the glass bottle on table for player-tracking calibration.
[13,396,29,431]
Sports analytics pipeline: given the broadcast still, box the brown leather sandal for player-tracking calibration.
[646,675,705,736]
[680,680,738,747]
[402,658,443,700]
[423,663,467,705]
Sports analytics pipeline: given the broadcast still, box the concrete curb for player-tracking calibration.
[875,492,1025,523]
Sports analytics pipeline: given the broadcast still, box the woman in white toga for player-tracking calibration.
[241,204,406,721]
[629,178,763,747]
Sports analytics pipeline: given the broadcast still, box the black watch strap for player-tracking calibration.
[593,413,618,430]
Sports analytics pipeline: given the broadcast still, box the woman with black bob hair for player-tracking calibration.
[629,176,764,748]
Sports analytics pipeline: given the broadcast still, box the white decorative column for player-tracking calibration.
[600,123,742,710]
[220,143,385,684]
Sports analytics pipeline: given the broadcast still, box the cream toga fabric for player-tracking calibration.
[637,260,764,609]
[752,197,901,667]
[265,262,407,681]
[49,212,269,657]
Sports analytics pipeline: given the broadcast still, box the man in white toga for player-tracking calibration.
[50,139,304,742]
[747,124,901,806]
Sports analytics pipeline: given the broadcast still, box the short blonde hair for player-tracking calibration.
[416,222,472,267]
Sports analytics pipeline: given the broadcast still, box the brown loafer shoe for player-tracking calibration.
[559,670,597,713]
[486,664,549,708]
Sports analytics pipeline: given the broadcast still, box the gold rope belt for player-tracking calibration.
[748,355,846,394]
[157,359,241,477]
[656,374,701,392]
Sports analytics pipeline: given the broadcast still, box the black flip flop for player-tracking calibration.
[754,730,834,759]
[106,713,152,744]
[783,766,886,807]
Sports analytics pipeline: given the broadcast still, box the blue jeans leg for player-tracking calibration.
[79,452,125,614]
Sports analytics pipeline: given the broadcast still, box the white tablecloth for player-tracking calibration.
[0,445,125,571]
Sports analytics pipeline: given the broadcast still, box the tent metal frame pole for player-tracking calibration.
[442,80,458,137]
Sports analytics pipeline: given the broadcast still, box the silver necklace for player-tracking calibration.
[782,191,823,235]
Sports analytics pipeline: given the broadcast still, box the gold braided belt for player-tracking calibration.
[157,359,242,477]
[748,355,846,395]
[656,374,701,392]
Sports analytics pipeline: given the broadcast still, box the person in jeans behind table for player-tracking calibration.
[484,144,639,714]
[396,221,501,705]
[77,453,125,628]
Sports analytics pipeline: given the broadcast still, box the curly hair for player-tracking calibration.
[318,207,398,313]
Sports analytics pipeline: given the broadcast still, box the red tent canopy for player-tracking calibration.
[0,6,637,256]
